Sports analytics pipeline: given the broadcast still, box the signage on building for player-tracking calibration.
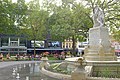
[31,41,44,48]
[48,41,61,48]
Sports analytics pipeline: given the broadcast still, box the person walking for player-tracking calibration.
[6,53,11,60]
[0,53,3,61]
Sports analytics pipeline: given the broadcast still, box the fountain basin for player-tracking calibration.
[0,61,59,80]
[41,67,71,80]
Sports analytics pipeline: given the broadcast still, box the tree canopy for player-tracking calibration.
[0,0,119,44]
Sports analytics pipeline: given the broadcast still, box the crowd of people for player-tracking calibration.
[15,53,42,61]
[0,53,11,61]
[0,53,42,61]
[0,51,73,61]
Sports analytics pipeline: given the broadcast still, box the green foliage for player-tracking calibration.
[0,0,28,35]
[48,63,69,74]
[48,57,58,60]
[94,66,120,78]
[112,29,120,42]
[47,1,92,55]
[0,0,119,44]
[48,2,92,42]
[25,0,49,40]
[0,0,15,34]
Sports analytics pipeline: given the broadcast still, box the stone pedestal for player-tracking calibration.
[84,27,117,61]
[40,57,50,69]
[71,66,86,80]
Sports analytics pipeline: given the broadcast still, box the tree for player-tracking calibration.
[0,0,28,35]
[26,0,49,55]
[112,29,120,42]
[48,1,92,55]
[13,0,28,31]
[0,0,16,34]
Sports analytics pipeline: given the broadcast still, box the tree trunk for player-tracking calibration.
[44,39,48,48]
[33,39,36,55]
[72,35,76,56]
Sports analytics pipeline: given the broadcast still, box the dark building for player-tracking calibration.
[0,34,27,55]
[0,34,64,55]
[27,41,63,54]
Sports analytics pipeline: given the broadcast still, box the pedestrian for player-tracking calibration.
[6,53,11,60]
[16,54,20,61]
[28,54,31,60]
[0,53,3,61]
[31,54,34,60]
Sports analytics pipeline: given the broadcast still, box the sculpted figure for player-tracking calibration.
[93,6,105,27]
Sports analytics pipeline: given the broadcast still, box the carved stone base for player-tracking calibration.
[84,27,117,61]
[71,66,86,80]
[85,56,117,61]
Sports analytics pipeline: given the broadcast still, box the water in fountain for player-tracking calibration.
[12,68,16,76]
[0,62,59,80]
[26,76,29,80]
[16,73,20,79]
[24,64,26,68]
[29,63,31,67]
[19,64,22,69]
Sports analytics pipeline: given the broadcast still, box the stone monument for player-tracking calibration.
[71,58,87,80]
[40,57,50,69]
[84,6,117,61]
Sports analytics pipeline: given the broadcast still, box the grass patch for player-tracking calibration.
[48,57,58,60]
[47,63,70,74]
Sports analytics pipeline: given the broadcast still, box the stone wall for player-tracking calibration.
[41,67,71,80]
[87,77,120,80]
[40,61,120,80]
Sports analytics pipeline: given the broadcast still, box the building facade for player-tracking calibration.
[0,34,27,55]
[62,39,73,49]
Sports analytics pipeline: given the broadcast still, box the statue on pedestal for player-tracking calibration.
[84,5,117,61]
[93,6,105,27]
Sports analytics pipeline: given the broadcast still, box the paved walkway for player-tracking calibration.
[0,60,62,68]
